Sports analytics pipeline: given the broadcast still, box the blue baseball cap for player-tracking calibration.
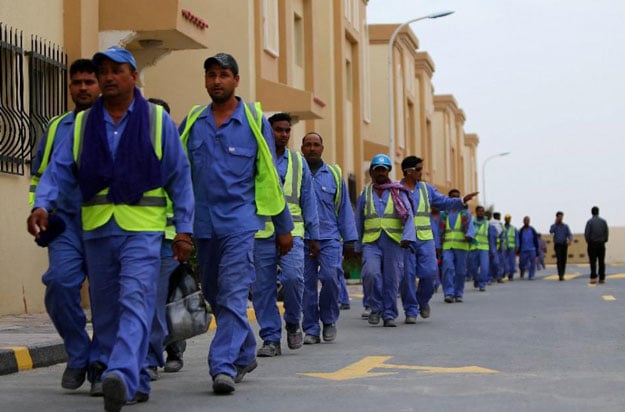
[93,46,137,70]
[370,153,392,171]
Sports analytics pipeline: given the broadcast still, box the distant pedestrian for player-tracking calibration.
[549,211,572,281]
[518,216,539,280]
[584,206,609,284]
[537,234,547,270]
[502,214,519,280]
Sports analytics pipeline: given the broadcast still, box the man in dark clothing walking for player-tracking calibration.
[549,211,573,281]
[584,206,609,284]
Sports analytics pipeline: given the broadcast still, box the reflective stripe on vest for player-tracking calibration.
[362,185,403,244]
[413,182,433,241]
[256,149,304,238]
[443,213,469,250]
[327,163,342,216]
[73,103,167,232]
[29,112,72,206]
[471,220,489,251]
[503,225,517,249]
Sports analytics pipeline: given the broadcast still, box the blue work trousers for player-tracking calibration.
[503,248,517,277]
[42,215,90,369]
[468,249,490,289]
[442,249,468,298]
[361,233,404,321]
[338,264,350,305]
[489,250,502,281]
[253,236,304,343]
[197,231,256,379]
[86,233,161,399]
[146,240,178,369]
[519,249,537,279]
[303,239,341,336]
[401,239,437,316]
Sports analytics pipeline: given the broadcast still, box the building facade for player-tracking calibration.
[0,0,479,315]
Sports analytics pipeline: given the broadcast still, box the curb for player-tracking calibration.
[0,342,67,376]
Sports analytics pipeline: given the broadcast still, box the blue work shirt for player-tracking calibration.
[31,112,80,217]
[34,98,195,239]
[431,215,442,249]
[309,162,358,242]
[549,222,572,245]
[401,180,465,212]
[277,150,319,240]
[180,97,293,239]
[355,185,416,250]
[519,226,538,252]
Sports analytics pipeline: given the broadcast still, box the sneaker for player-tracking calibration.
[496,279,504,283]
[508,276,514,281]
[286,323,303,350]
[322,323,337,342]
[90,361,106,397]
[147,366,159,381]
[404,316,417,324]
[234,359,257,383]
[102,373,127,412]
[212,374,235,394]
[559,276,565,281]
[164,357,184,373]
[126,391,149,405]
[61,366,87,390]
[361,307,371,319]
[589,278,598,285]
[339,303,351,310]
[455,296,463,303]
[383,319,397,327]
[599,279,606,284]
[444,296,454,303]
[303,334,321,345]
[257,341,281,357]
[368,312,381,325]
[479,287,486,292]
[420,304,431,319]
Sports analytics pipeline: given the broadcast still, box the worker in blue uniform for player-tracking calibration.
[252,113,319,357]
[502,214,519,280]
[179,53,293,395]
[356,154,415,327]
[28,46,194,412]
[398,156,477,321]
[300,132,358,343]
[467,205,496,291]
[440,189,475,303]
[430,205,443,292]
[518,216,539,280]
[488,212,505,283]
[28,59,100,391]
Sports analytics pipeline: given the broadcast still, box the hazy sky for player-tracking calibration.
[367,0,625,233]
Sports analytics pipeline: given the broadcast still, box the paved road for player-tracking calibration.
[2,264,625,412]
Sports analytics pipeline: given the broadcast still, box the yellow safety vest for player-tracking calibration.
[413,182,433,241]
[29,112,72,206]
[327,163,342,216]
[503,225,517,249]
[179,101,285,217]
[256,149,304,238]
[73,103,167,232]
[471,219,489,251]
[362,185,403,244]
[442,212,469,251]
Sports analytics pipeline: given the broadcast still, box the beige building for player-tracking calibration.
[0,0,482,316]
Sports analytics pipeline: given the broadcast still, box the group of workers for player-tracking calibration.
[26,45,606,412]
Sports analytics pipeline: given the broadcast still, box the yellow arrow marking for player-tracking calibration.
[544,272,580,281]
[299,356,498,381]
[602,295,616,301]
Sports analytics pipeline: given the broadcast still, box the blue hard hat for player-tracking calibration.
[370,153,392,171]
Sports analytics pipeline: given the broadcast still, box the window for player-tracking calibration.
[262,0,279,56]
[294,13,303,67]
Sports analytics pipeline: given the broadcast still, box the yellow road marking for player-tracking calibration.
[607,274,625,279]
[299,356,498,381]
[207,303,283,331]
[602,295,616,301]
[351,293,364,299]
[3,346,33,371]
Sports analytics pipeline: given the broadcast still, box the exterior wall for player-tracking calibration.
[544,228,625,266]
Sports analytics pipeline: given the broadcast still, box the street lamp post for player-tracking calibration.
[481,152,510,207]
[387,10,454,173]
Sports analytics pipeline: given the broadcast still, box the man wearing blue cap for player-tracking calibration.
[29,58,100,391]
[28,46,194,412]
[355,154,415,327]
[178,52,293,394]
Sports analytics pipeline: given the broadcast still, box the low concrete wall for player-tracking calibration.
[544,227,624,265]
